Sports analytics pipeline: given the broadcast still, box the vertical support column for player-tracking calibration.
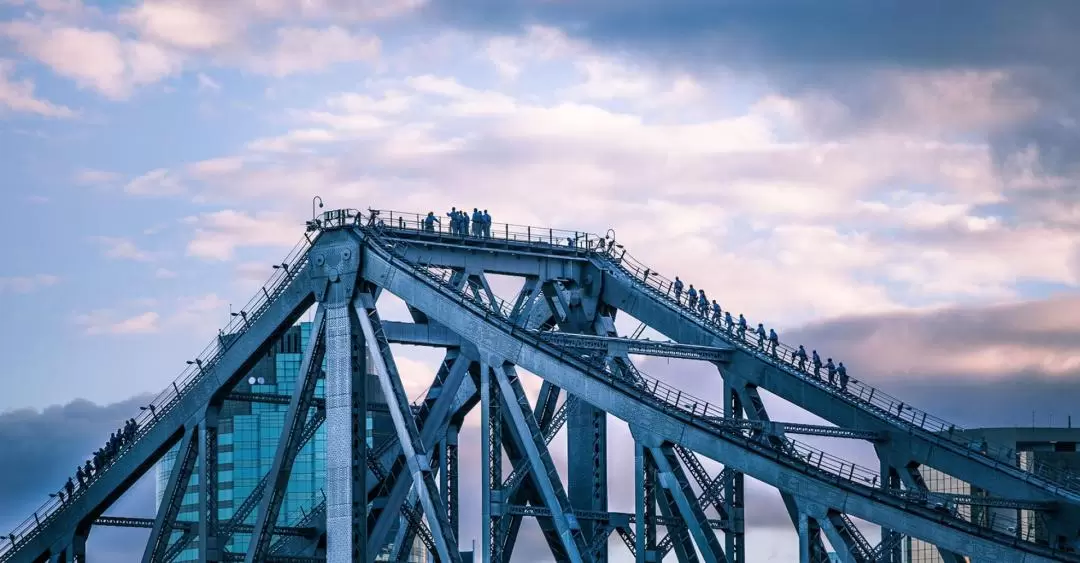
[568,400,608,562]
[479,362,495,563]
[325,303,367,562]
[644,446,658,562]
[445,425,460,537]
[797,512,811,563]
[199,407,220,563]
[722,380,745,563]
[635,440,647,563]
[879,462,902,563]
[487,363,504,563]
[69,534,86,563]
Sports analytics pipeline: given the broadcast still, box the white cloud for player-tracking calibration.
[484,25,581,80]
[26,195,49,204]
[0,21,183,99]
[244,26,380,77]
[0,59,76,117]
[0,274,59,293]
[125,168,186,196]
[73,293,229,336]
[186,210,300,260]
[76,310,160,335]
[187,156,245,176]
[119,1,237,51]
[91,236,157,262]
[154,267,177,279]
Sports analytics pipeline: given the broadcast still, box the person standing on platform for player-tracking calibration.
[673,277,684,304]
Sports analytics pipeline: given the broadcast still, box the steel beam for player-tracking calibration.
[143,425,198,563]
[323,299,366,563]
[198,407,220,563]
[1,249,317,563]
[535,331,732,362]
[498,381,567,559]
[245,306,327,563]
[641,438,728,563]
[355,301,460,563]
[492,363,590,562]
[355,229,1077,562]
[480,362,495,563]
[364,352,470,560]
[729,383,831,560]
[381,320,463,348]
[597,266,1080,514]
[634,441,649,563]
[722,381,745,563]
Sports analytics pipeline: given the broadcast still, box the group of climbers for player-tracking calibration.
[669,276,851,393]
[57,419,139,505]
[422,207,493,237]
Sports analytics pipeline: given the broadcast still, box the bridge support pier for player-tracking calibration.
[722,380,745,563]
[198,407,219,563]
[324,303,367,563]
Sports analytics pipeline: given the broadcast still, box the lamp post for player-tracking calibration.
[312,196,324,223]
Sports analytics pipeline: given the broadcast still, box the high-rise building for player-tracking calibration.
[155,321,423,561]
[903,427,1080,563]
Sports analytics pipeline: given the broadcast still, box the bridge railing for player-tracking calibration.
[0,235,314,561]
[340,207,1080,497]
[601,244,1080,498]
[361,223,1050,550]
[317,208,604,253]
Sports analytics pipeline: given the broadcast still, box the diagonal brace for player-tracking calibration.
[245,306,327,563]
[143,425,198,563]
[493,363,590,562]
[355,299,461,563]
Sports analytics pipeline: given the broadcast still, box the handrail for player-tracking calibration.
[345,207,1080,501]
[358,222,1068,556]
[596,238,1080,500]
[0,235,315,561]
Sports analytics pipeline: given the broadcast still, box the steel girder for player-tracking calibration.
[497,380,569,559]
[480,362,499,562]
[534,331,733,362]
[374,228,1080,529]
[364,350,471,559]
[634,433,728,563]
[596,267,1080,513]
[314,239,368,563]
[198,407,220,563]
[357,232,1075,563]
[542,278,612,563]
[246,306,328,562]
[143,425,199,562]
[730,382,834,562]
[1,255,316,563]
[496,280,568,561]
[355,299,461,563]
[494,363,592,561]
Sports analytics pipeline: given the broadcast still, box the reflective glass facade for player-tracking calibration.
[155,321,424,561]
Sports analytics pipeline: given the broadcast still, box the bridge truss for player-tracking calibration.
[3,208,1080,562]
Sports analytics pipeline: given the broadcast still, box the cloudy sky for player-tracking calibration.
[1,0,1079,560]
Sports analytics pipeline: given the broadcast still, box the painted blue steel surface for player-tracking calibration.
[0,258,315,563]
[8,209,1080,563]
[356,226,1077,562]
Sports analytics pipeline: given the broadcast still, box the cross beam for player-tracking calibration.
[534,331,732,362]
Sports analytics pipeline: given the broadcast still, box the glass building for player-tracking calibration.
[156,321,425,561]
[903,427,1080,562]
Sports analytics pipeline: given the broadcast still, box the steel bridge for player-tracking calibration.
[3,207,1080,563]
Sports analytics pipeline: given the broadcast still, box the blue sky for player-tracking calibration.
[1,0,1080,560]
